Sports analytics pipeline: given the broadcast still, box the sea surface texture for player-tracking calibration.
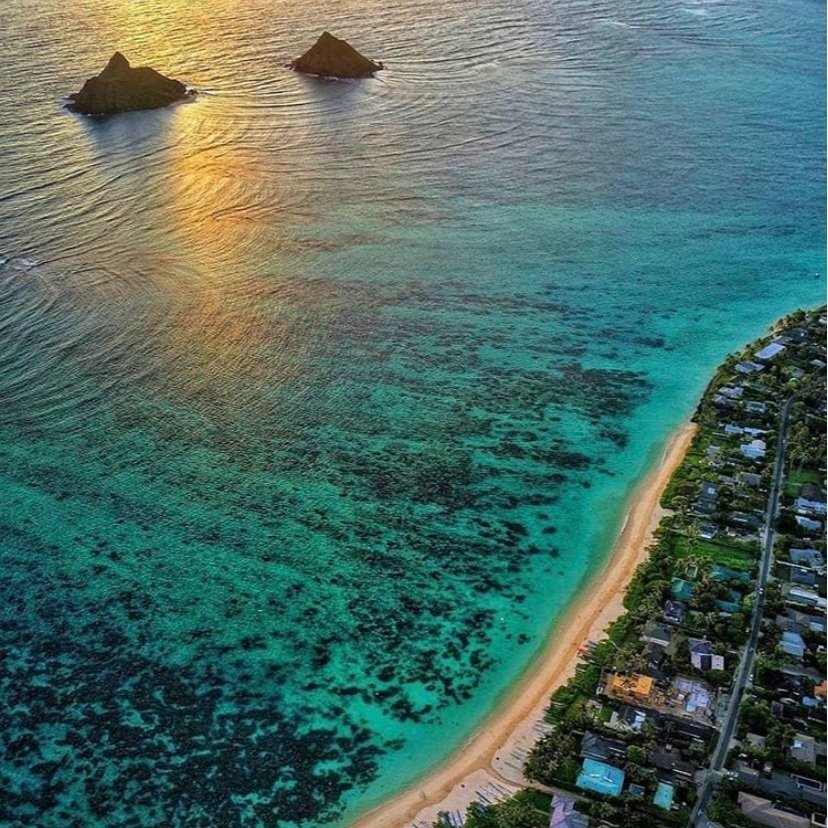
[0,0,824,825]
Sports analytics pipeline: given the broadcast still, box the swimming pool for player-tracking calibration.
[653,781,675,810]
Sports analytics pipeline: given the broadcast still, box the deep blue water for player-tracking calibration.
[0,0,824,825]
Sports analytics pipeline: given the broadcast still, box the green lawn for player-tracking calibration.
[698,540,758,572]
[787,467,824,487]
[666,532,758,573]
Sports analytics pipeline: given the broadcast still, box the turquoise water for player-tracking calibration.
[0,0,824,825]
[654,781,675,810]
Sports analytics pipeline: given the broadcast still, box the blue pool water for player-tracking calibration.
[654,781,676,810]
[0,0,824,825]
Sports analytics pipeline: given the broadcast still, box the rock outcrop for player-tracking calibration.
[68,52,191,115]
[289,32,382,79]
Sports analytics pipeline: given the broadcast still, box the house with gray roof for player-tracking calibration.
[795,515,823,532]
[794,497,827,516]
[789,548,824,569]
[780,631,806,661]
[756,342,786,361]
[740,439,767,460]
[789,734,817,766]
[663,600,686,625]
[736,361,765,374]
[580,731,628,764]
[642,623,673,648]
[689,639,725,672]
[737,792,810,828]
[549,795,589,828]
[740,471,763,487]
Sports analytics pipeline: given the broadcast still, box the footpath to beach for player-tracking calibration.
[353,420,698,828]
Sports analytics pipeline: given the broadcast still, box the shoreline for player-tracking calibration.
[351,419,699,828]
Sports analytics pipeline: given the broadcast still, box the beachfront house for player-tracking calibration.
[608,705,651,732]
[729,511,764,533]
[576,758,625,798]
[670,578,695,602]
[642,623,673,648]
[663,600,686,625]
[736,361,765,375]
[744,426,766,437]
[549,795,589,828]
[778,327,811,345]
[604,672,654,703]
[755,342,786,361]
[580,732,628,764]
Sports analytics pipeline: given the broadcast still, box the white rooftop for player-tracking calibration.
[756,342,786,361]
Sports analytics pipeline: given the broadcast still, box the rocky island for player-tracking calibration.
[68,52,191,115]
[288,32,383,79]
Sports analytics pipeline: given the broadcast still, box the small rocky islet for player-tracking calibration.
[288,31,383,79]
[67,52,191,115]
[68,33,380,117]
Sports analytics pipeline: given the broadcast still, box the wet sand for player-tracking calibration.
[352,420,698,828]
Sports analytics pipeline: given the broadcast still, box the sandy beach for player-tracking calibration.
[353,420,698,828]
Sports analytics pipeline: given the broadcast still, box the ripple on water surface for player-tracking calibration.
[0,0,824,825]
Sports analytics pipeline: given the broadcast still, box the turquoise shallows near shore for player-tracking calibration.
[0,0,825,825]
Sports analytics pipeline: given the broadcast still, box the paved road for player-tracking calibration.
[691,394,795,827]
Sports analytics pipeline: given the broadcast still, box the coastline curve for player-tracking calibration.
[351,420,699,828]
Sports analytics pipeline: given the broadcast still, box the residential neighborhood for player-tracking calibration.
[436,308,826,828]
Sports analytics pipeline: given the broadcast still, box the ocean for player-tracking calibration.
[0,0,824,825]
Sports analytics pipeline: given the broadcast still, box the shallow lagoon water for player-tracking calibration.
[0,0,824,825]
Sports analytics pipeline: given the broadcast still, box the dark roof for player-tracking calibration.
[643,624,673,644]
[650,746,697,779]
[689,638,713,656]
[781,327,810,344]
[789,548,824,567]
[619,705,653,726]
[657,712,715,742]
[700,482,718,499]
[799,482,826,502]
[663,600,686,624]
[580,731,628,763]
[791,569,816,586]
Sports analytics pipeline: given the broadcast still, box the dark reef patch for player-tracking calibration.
[0,276,655,826]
